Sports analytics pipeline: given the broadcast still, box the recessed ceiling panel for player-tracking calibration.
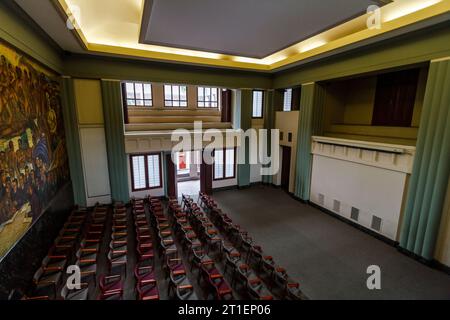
[141,0,382,58]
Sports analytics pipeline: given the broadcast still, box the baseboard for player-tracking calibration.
[432,260,450,275]
[307,201,398,246]
[397,247,450,275]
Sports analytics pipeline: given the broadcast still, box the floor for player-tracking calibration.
[212,185,450,300]
[177,180,200,198]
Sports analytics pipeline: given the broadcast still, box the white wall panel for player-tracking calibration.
[310,136,415,240]
[80,127,112,206]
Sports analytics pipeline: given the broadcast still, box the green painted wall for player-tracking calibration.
[273,23,450,88]
[64,55,272,89]
[0,0,63,73]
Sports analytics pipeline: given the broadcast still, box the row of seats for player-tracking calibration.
[97,203,128,300]
[198,192,306,300]
[9,194,306,300]
[192,195,274,299]
[11,206,109,300]
[148,196,198,300]
[175,195,238,299]
[167,197,232,300]
[133,198,160,300]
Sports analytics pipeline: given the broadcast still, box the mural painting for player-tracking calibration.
[0,42,70,259]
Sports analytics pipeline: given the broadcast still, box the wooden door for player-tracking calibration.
[200,154,213,195]
[166,154,177,198]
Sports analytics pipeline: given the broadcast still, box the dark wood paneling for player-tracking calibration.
[221,89,232,122]
[166,154,177,198]
[292,87,301,111]
[281,146,291,191]
[372,68,420,127]
[200,156,213,195]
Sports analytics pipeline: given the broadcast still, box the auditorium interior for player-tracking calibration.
[0,0,450,301]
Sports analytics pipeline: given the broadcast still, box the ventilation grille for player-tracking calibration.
[351,207,359,221]
[318,193,325,206]
[333,200,341,213]
[371,216,382,232]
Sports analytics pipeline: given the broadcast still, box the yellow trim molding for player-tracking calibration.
[57,0,450,71]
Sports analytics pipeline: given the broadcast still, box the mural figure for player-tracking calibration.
[0,42,70,258]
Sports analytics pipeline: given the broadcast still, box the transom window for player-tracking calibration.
[283,88,293,112]
[252,90,264,118]
[130,153,162,191]
[198,87,219,108]
[213,148,236,180]
[124,82,153,107]
[164,84,188,107]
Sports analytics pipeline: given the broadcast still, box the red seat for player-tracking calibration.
[135,265,156,286]
[99,275,124,296]
[137,282,159,300]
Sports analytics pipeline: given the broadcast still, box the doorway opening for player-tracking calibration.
[175,151,201,198]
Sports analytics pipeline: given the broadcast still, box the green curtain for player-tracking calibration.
[400,59,450,260]
[294,83,325,201]
[162,151,169,199]
[60,77,86,206]
[262,90,284,184]
[101,80,129,203]
[237,89,253,187]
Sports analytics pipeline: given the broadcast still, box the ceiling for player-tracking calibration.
[14,0,83,54]
[141,0,380,59]
[13,0,450,71]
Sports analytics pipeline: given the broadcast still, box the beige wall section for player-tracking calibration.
[435,178,450,267]
[73,78,112,206]
[251,118,264,130]
[74,79,105,125]
[275,111,299,193]
[152,83,164,110]
[322,67,428,146]
[188,85,198,109]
